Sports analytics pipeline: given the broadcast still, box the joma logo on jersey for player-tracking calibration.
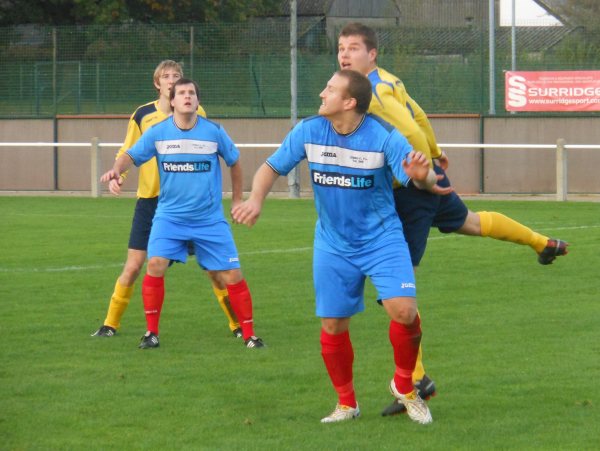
[321,151,337,158]
[162,161,211,172]
[311,170,373,189]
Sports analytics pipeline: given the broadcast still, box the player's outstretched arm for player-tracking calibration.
[100,154,134,196]
[232,163,279,227]
[405,93,443,160]
[229,160,243,211]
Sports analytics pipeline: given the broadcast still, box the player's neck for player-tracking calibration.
[331,112,365,135]
[366,64,377,76]
[173,112,197,130]
[157,96,172,116]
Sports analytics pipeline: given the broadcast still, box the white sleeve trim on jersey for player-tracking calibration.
[265,160,284,176]
[305,143,384,170]
[156,139,218,155]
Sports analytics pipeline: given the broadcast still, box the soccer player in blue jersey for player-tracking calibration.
[337,22,569,416]
[91,60,242,340]
[100,78,264,350]
[233,70,452,424]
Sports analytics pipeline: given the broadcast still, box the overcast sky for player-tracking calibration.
[499,0,562,26]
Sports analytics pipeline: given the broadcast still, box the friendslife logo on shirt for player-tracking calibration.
[311,170,373,189]
[162,161,211,173]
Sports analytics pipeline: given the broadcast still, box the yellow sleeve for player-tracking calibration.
[198,105,207,118]
[405,93,442,159]
[369,83,432,161]
[115,112,143,180]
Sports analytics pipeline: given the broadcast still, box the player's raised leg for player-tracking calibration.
[465,211,569,264]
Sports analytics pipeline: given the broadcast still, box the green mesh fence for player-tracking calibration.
[1,21,599,117]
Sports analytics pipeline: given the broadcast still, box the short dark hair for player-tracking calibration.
[337,69,372,115]
[339,22,378,51]
[169,78,200,101]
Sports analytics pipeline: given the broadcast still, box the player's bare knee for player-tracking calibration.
[120,260,145,285]
[119,249,147,284]
[390,310,418,325]
[321,317,350,335]
[382,298,418,325]
[217,269,243,286]
[457,211,482,236]
[206,270,225,288]
[146,257,168,277]
[120,266,142,285]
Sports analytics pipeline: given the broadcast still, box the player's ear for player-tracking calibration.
[345,97,358,111]
[369,48,377,63]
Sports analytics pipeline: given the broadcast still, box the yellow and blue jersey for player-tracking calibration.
[266,113,413,253]
[367,67,442,162]
[117,100,207,198]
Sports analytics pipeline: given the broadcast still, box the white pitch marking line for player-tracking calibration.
[0,247,314,273]
[1,224,596,273]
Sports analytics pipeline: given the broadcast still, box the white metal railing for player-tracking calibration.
[1,139,599,201]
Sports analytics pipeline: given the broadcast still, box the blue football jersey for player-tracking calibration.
[267,114,413,252]
[127,116,239,224]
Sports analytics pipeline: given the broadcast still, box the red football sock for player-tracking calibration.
[320,329,356,408]
[142,274,164,335]
[226,279,255,339]
[389,315,422,394]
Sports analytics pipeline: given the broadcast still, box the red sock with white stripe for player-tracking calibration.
[142,274,164,335]
[226,279,255,340]
[320,329,356,408]
[389,315,422,394]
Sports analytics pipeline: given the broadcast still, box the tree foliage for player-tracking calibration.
[0,0,284,25]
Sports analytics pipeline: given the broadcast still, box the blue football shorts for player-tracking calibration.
[148,217,241,271]
[313,232,416,318]
[128,197,159,251]
[393,164,468,266]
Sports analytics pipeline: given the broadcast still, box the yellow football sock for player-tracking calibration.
[212,285,240,331]
[412,345,426,383]
[104,280,134,330]
[404,389,418,400]
[478,211,548,253]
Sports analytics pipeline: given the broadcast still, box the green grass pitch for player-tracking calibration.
[1,196,598,449]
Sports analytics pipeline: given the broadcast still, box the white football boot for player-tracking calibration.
[389,380,433,425]
[320,403,360,423]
